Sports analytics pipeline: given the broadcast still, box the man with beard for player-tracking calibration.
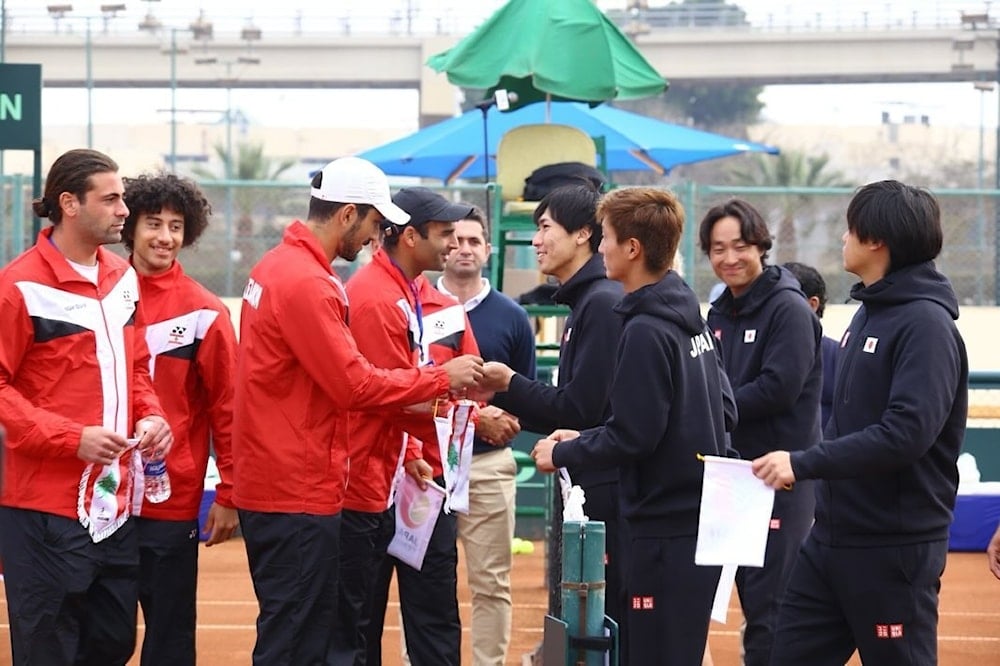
[332,187,476,666]
[0,148,171,665]
[233,160,484,666]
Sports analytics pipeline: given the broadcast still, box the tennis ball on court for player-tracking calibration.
[511,538,535,555]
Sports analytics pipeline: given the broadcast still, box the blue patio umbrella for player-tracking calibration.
[358,102,779,183]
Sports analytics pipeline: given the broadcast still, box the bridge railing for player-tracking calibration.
[0,1,982,38]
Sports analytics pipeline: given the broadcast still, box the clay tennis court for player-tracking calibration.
[2,537,997,665]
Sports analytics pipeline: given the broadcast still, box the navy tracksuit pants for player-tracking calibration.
[239,510,341,666]
[137,517,200,666]
[624,534,720,666]
[0,507,139,666]
[770,535,947,665]
[735,479,815,666]
[365,488,460,666]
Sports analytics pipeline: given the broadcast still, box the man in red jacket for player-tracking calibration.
[335,186,474,666]
[0,149,172,665]
[123,173,240,666]
[234,159,484,666]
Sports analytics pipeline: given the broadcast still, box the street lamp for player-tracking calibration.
[161,28,190,173]
[138,0,161,32]
[46,4,72,31]
[958,10,1000,304]
[99,4,126,32]
[138,3,186,171]
[975,80,994,304]
[194,54,260,180]
[47,4,127,149]
[196,52,260,296]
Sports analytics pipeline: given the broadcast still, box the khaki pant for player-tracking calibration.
[457,447,518,666]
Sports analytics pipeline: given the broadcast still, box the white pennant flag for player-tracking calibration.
[435,400,476,514]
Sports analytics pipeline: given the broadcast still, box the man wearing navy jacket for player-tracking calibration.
[700,199,822,666]
[479,184,626,626]
[754,180,968,665]
[532,186,735,665]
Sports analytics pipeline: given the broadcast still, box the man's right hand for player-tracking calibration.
[77,426,129,466]
[480,361,516,392]
[988,522,1000,580]
[441,354,484,390]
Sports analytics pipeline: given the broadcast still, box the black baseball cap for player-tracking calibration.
[388,187,475,233]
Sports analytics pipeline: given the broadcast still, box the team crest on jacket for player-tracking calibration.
[743,329,757,343]
[863,337,879,354]
[690,330,716,358]
[168,325,187,346]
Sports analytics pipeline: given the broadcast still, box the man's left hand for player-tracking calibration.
[404,458,433,490]
[202,503,240,547]
[531,437,558,473]
[752,451,795,489]
[135,415,173,460]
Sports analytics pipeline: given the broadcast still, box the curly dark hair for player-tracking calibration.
[122,173,212,251]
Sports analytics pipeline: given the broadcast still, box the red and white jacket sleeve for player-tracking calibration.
[197,303,238,508]
[0,290,83,458]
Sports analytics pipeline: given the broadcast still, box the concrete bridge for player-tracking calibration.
[2,3,1000,123]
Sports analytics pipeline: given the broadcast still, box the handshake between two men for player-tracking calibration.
[416,356,523,447]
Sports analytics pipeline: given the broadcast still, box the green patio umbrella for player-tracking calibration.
[426,0,667,109]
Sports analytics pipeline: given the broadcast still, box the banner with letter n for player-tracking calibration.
[0,63,42,151]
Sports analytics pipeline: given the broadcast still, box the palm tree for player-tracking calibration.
[191,142,297,294]
[192,141,297,184]
[730,151,851,263]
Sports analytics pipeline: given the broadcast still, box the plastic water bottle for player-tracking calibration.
[143,456,171,503]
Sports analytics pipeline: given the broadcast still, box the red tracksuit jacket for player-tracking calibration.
[344,252,478,513]
[232,222,451,515]
[0,228,162,540]
[137,260,237,521]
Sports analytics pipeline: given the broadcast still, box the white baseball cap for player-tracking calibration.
[310,156,409,226]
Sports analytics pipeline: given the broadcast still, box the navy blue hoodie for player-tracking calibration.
[552,272,736,538]
[792,261,969,547]
[709,265,823,460]
[495,253,624,487]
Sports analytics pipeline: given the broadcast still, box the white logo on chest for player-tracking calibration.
[689,331,716,358]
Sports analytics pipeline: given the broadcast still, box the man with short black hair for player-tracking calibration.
[532,186,734,664]
[234,160,484,666]
[480,184,627,626]
[699,198,822,666]
[754,180,969,665]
